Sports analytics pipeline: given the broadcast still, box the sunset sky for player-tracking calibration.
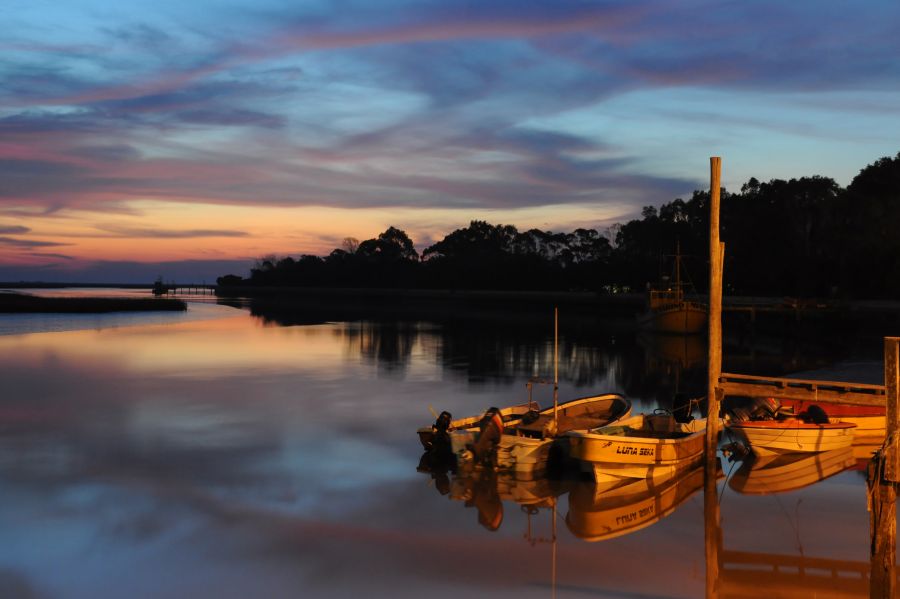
[2,0,899,282]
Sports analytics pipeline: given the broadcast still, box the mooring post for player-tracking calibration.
[869,337,899,598]
[706,156,723,467]
[886,337,900,481]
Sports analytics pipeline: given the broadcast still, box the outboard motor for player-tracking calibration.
[748,396,782,420]
[425,411,454,468]
[434,411,452,434]
[728,396,782,423]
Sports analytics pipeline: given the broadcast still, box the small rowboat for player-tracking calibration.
[566,413,707,485]
[780,398,885,439]
[727,417,856,457]
[493,393,631,477]
[452,393,632,477]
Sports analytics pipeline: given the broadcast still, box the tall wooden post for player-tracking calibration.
[885,337,900,482]
[706,157,723,467]
[870,337,899,598]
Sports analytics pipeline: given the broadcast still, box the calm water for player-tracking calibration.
[0,291,887,598]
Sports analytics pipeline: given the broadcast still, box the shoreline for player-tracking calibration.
[0,293,187,313]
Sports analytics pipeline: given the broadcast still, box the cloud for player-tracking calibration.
[0,258,254,283]
[0,0,897,261]
[28,252,75,261]
[95,225,250,239]
[0,236,69,248]
[0,225,30,234]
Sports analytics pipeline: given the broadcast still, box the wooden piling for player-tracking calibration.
[869,337,899,598]
[706,156,723,466]
[885,337,900,482]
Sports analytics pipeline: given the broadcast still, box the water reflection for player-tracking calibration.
[719,549,869,598]
[567,462,706,542]
[448,472,563,533]
[728,448,856,495]
[712,465,878,599]
[0,301,892,598]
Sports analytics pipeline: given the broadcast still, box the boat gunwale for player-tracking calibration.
[567,414,707,446]
[729,419,857,431]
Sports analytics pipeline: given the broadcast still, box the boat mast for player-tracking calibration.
[675,239,682,296]
[553,307,559,427]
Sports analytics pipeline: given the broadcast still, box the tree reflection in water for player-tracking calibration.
[247,298,871,408]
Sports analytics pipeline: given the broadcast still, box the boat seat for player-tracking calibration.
[598,426,692,439]
[516,412,614,438]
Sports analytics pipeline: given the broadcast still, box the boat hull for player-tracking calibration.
[779,399,885,437]
[638,305,707,334]
[728,419,856,456]
[566,415,707,483]
[449,393,632,476]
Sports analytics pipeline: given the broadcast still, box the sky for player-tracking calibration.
[1,0,899,283]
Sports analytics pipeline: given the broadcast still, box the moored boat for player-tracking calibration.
[417,403,535,452]
[566,413,707,484]
[727,417,856,457]
[637,243,707,335]
[491,393,632,477]
[637,296,707,334]
[779,398,885,439]
[452,393,632,478]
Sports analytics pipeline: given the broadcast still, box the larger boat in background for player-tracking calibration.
[637,243,707,334]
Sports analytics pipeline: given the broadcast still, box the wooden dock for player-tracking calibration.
[718,372,886,406]
[155,284,216,296]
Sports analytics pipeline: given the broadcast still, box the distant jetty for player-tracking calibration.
[0,293,187,313]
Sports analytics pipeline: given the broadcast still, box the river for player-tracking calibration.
[0,289,887,598]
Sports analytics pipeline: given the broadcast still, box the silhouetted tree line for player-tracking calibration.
[219,152,900,298]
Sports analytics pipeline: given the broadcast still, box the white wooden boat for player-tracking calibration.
[494,393,631,478]
[452,393,632,478]
[780,398,885,439]
[566,413,707,484]
[728,447,855,495]
[566,460,707,541]
[727,417,856,457]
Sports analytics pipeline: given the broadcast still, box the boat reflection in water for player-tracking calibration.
[447,470,566,532]
[728,447,857,495]
[566,460,708,542]
[420,457,712,544]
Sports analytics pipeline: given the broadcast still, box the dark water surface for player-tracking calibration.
[0,292,888,598]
